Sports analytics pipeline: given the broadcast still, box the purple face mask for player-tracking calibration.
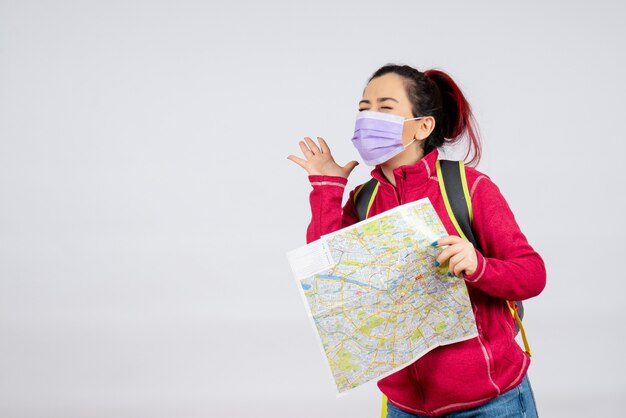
[351,110,427,166]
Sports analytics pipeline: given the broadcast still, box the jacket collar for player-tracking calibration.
[370,147,440,187]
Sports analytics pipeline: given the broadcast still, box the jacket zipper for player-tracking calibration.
[394,176,404,205]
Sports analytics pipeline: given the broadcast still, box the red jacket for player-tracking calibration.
[305,148,546,416]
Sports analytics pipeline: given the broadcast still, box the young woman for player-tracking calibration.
[287,64,546,417]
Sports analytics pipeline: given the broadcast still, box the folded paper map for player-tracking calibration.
[287,198,478,394]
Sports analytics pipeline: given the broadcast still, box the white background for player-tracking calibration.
[1,1,624,417]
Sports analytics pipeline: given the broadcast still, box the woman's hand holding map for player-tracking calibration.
[433,236,478,277]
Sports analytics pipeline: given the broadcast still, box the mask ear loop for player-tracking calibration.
[404,116,428,122]
[403,138,417,148]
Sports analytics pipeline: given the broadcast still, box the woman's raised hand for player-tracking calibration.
[287,136,359,178]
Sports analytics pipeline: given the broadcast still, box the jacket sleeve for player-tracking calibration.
[305,175,360,244]
[462,176,546,301]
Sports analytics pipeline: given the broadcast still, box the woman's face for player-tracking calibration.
[358,73,434,146]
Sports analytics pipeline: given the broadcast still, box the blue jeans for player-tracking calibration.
[386,374,538,418]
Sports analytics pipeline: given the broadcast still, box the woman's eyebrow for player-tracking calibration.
[359,97,399,105]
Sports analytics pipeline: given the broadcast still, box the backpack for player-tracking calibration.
[353,160,531,418]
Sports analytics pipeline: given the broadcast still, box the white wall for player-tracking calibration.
[0,1,624,417]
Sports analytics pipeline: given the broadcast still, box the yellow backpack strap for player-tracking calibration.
[507,301,532,356]
[436,160,532,357]
[354,178,379,221]
[381,394,388,418]
[436,160,475,242]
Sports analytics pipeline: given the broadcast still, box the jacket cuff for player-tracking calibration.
[463,249,486,283]
[308,175,348,188]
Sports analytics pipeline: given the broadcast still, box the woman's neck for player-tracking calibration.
[380,144,425,187]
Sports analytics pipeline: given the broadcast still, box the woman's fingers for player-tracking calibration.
[433,235,476,277]
[317,137,331,154]
[342,160,359,176]
[435,242,462,266]
[299,140,314,157]
[287,154,308,169]
[454,259,474,277]
[434,235,464,247]
[449,252,468,276]
[441,250,471,277]
[289,137,356,178]
[303,136,322,155]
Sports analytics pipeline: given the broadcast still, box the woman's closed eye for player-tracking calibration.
[358,106,393,111]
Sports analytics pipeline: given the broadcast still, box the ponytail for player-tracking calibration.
[424,69,481,166]
[368,65,482,166]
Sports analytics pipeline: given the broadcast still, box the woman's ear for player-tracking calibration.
[415,116,436,140]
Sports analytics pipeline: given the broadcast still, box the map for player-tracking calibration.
[287,198,478,394]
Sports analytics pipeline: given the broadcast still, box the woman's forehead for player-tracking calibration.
[362,73,408,100]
